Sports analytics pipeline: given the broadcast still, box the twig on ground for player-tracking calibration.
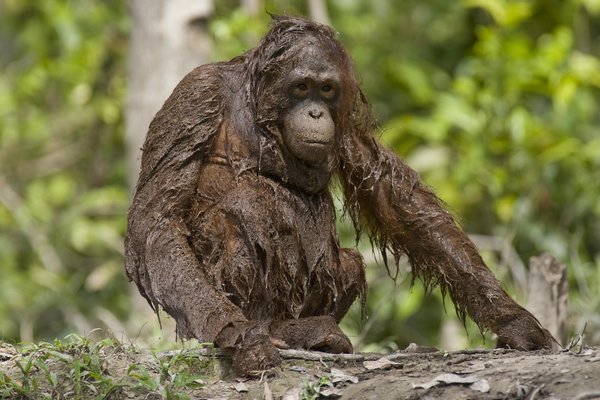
[279,349,380,362]
[159,346,524,365]
[573,392,600,400]
[527,384,545,400]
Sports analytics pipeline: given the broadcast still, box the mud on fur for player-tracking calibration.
[125,16,555,375]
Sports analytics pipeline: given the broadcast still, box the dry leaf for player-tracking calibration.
[413,373,479,390]
[330,368,359,384]
[469,378,490,393]
[233,382,248,393]
[319,387,343,398]
[364,357,399,370]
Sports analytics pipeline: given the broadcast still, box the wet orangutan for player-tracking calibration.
[125,16,554,374]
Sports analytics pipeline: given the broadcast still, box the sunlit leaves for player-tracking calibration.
[581,0,600,14]
[0,0,128,341]
[2,0,599,349]
[463,0,533,27]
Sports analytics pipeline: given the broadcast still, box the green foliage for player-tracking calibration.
[1,0,599,351]
[127,347,212,399]
[0,0,129,341]
[301,375,334,400]
[0,335,211,399]
[0,335,126,399]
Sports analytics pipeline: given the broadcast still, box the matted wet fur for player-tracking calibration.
[125,16,554,375]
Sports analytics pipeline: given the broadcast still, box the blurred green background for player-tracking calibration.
[1,0,599,351]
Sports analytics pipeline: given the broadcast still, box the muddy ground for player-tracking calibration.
[210,347,600,399]
[1,340,599,399]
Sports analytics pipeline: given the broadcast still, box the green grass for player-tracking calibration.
[0,334,215,399]
[300,375,335,400]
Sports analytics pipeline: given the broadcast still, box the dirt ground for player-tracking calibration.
[1,341,599,399]
[205,346,600,400]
